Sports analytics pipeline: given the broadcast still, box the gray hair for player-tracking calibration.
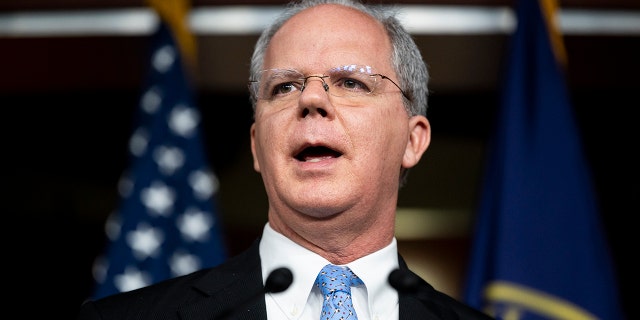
[248,0,429,117]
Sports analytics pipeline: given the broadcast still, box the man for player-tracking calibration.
[77,0,493,319]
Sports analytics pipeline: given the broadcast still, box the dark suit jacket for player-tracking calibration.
[77,238,493,320]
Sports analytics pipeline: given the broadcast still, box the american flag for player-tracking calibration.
[90,7,227,299]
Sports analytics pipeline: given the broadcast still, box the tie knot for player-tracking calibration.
[315,264,363,295]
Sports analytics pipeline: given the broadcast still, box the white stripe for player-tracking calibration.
[0,8,158,37]
[560,9,640,35]
[396,5,516,34]
[0,5,638,37]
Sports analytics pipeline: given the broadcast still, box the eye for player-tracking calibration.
[339,78,369,91]
[262,72,304,99]
[330,71,374,95]
[271,81,301,96]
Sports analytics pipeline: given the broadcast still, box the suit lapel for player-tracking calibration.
[177,239,267,320]
[397,254,459,320]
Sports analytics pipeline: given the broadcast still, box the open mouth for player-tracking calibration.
[294,146,342,162]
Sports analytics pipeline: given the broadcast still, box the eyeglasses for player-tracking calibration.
[249,64,410,105]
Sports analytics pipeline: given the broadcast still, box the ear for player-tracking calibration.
[402,115,431,169]
[250,123,261,172]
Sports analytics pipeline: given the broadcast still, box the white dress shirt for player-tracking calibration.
[259,223,400,320]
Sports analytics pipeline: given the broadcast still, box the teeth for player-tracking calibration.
[304,155,334,163]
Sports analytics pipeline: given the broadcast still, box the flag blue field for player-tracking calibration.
[90,2,227,299]
[462,0,624,319]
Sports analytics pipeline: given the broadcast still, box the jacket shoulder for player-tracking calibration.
[77,239,263,320]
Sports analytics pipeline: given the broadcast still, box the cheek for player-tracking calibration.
[254,123,276,154]
[378,113,410,162]
[253,112,288,158]
[363,103,406,134]
[348,108,407,155]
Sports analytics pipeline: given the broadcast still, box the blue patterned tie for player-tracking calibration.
[315,264,364,320]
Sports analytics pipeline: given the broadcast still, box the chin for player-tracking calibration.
[293,198,353,219]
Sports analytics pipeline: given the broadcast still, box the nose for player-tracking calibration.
[298,76,334,118]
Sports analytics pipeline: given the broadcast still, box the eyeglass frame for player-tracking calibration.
[248,66,411,102]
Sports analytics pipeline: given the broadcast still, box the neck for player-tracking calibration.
[268,208,396,265]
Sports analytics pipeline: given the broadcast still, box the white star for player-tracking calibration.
[189,170,219,200]
[153,145,185,175]
[129,127,149,157]
[152,44,175,74]
[170,251,201,277]
[140,86,162,114]
[168,104,199,138]
[177,207,212,242]
[117,172,134,198]
[104,211,122,241]
[140,180,175,216]
[92,255,108,284]
[126,222,164,260]
[114,266,152,293]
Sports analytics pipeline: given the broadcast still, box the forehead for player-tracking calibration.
[264,4,393,73]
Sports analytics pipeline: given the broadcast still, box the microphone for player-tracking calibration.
[264,267,294,293]
[388,268,421,294]
[218,267,293,319]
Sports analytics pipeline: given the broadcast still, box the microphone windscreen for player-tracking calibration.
[388,268,420,294]
[264,267,293,293]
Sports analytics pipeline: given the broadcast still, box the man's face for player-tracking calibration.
[250,4,428,222]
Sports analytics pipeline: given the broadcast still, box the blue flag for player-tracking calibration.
[462,0,624,319]
[90,12,227,299]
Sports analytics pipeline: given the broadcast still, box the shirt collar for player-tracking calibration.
[259,222,400,319]
[348,239,400,317]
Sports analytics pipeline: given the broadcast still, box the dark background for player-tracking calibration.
[2,0,638,318]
